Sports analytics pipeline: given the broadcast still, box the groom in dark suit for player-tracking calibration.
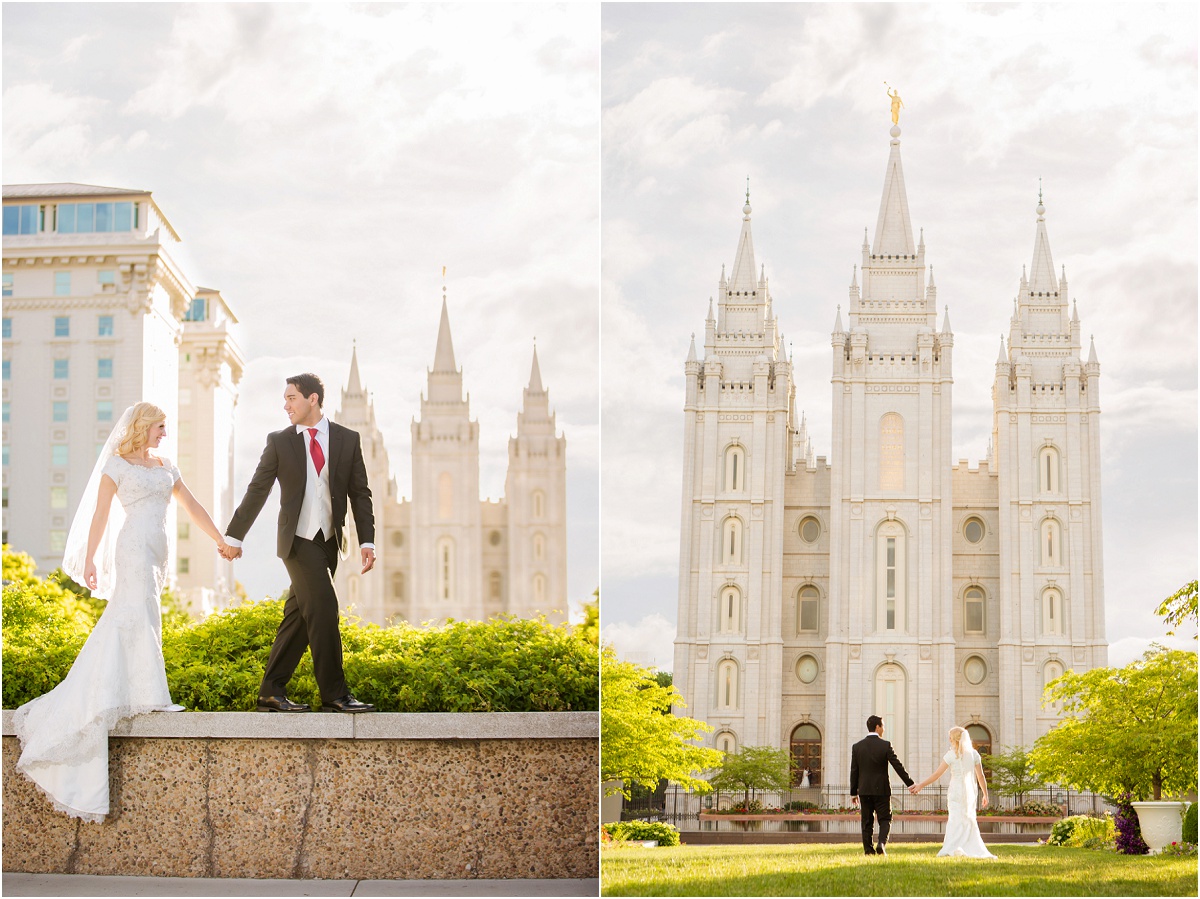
[850,714,913,856]
[223,373,376,713]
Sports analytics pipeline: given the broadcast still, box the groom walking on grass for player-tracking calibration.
[850,714,914,856]
[222,373,377,714]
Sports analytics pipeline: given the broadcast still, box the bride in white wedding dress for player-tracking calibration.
[13,403,230,823]
[909,726,999,859]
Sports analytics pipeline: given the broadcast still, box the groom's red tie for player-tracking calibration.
[308,428,325,476]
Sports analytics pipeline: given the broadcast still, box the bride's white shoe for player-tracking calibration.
[160,704,186,712]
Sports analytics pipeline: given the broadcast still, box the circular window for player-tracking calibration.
[489,530,502,547]
[963,517,985,545]
[390,531,404,548]
[799,516,821,544]
[964,655,987,685]
[796,655,819,684]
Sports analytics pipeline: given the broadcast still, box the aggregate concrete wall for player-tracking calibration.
[2,711,597,880]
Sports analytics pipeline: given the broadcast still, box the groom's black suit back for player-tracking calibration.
[850,733,913,797]
[226,422,374,560]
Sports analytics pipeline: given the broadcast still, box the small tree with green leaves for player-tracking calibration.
[1029,646,1198,801]
[600,649,722,798]
[980,746,1047,809]
[1155,580,1197,640]
[708,745,791,809]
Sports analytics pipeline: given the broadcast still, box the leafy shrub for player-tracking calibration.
[2,549,598,713]
[1182,802,1197,844]
[1064,814,1115,849]
[783,800,819,812]
[1047,815,1083,846]
[1017,801,1064,817]
[1112,793,1149,855]
[603,821,680,846]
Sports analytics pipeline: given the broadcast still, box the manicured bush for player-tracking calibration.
[783,800,820,812]
[1017,800,1065,817]
[1047,815,1083,846]
[1065,815,1116,849]
[604,821,680,846]
[1182,801,1197,844]
[2,549,598,713]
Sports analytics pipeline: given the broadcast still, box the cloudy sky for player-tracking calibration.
[601,3,1197,669]
[4,3,599,615]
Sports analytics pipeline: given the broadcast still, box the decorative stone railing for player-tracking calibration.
[2,710,597,880]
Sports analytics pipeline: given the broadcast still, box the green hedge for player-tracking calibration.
[1183,802,1197,844]
[2,547,598,713]
[603,821,680,846]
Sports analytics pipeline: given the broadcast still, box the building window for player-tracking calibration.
[2,486,7,508]
[1041,519,1062,567]
[1,314,10,334]
[2,445,8,467]
[880,412,904,491]
[875,662,907,760]
[1043,660,1065,709]
[56,201,135,234]
[392,572,405,600]
[390,530,404,548]
[964,654,987,685]
[1,360,8,380]
[719,586,740,634]
[97,400,113,422]
[2,204,40,235]
[184,297,207,322]
[963,517,985,545]
[716,659,738,711]
[54,315,70,336]
[50,486,68,509]
[533,573,546,604]
[178,521,190,539]
[436,537,454,601]
[533,532,545,562]
[52,401,68,422]
[1043,588,1063,636]
[488,530,501,547]
[98,316,114,337]
[49,530,67,553]
[964,586,985,634]
[966,724,992,759]
[53,358,69,379]
[799,515,821,544]
[790,723,822,786]
[178,558,190,575]
[721,517,743,566]
[876,522,906,632]
[2,276,11,299]
[1039,446,1060,494]
[725,444,745,492]
[98,270,115,288]
[52,444,68,466]
[798,585,819,632]
[438,472,453,520]
[796,654,819,684]
[715,731,737,755]
[54,275,71,299]
[489,571,501,600]
[533,490,545,519]
[98,358,113,379]
[1,402,8,424]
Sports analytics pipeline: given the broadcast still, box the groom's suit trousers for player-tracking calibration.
[859,794,892,850]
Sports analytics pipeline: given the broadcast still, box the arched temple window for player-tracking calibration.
[721,517,743,566]
[719,586,741,634]
[1039,446,1061,494]
[876,521,906,632]
[797,585,819,633]
[880,413,904,491]
[725,444,746,492]
[716,659,739,711]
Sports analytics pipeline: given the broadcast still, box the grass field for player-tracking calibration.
[600,843,1199,896]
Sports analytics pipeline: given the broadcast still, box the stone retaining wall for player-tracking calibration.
[2,710,597,880]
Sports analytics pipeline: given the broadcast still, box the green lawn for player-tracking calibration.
[600,843,1198,896]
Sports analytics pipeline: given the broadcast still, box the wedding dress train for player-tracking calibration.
[938,746,998,858]
[14,456,180,822]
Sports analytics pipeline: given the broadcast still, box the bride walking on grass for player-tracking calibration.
[13,402,231,822]
[909,726,999,858]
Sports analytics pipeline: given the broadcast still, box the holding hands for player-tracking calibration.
[217,539,242,561]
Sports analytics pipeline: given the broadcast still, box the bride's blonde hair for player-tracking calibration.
[949,726,969,758]
[115,403,167,456]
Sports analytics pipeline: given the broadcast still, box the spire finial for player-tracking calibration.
[742,177,752,220]
[746,175,750,205]
[1036,178,1045,220]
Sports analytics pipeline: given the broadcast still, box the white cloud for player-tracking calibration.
[602,613,676,671]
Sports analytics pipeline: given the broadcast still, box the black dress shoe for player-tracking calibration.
[321,695,376,713]
[876,843,887,856]
[256,695,310,712]
[863,848,876,856]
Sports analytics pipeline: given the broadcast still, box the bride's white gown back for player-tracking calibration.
[938,747,998,858]
[13,456,179,823]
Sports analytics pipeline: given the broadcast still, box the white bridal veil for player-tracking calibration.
[60,405,135,599]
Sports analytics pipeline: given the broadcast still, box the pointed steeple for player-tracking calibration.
[850,266,858,289]
[728,182,758,293]
[1087,334,1099,364]
[997,335,1007,364]
[687,333,697,363]
[347,341,363,394]
[834,304,844,333]
[872,127,916,256]
[433,293,457,373]
[941,305,951,333]
[1028,182,1057,295]
[528,341,544,393]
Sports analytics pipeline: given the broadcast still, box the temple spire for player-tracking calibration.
[872,124,916,256]
[728,186,758,293]
[433,293,456,373]
[347,341,363,394]
[1028,182,1057,294]
[528,340,544,393]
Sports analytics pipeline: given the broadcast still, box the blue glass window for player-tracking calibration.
[185,297,207,322]
[2,274,12,298]
[54,316,69,336]
[52,444,68,466]
[2,207,16,235]
[2,402,8,423]
[54,273,70,297]
[2,317,10,338]
[115,202,132,231]
[97,400,113,422]
[2,360,10,380]
[98,358,113,378]
[98,315,114,337]
[52,401,68,422]
[95,203,112,232]
[53,359,69,379]
[3,204,40,235]
[58,204,75,233]
[53,201,134,233]
[2,445,8,467]
[98,270,115,286]
[76,203,94,233]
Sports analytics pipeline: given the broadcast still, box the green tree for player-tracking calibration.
[1155,580,1197,640]
[600,649,722,797]
[575,589,599,647]
[1029,647,1198,800]
[980,746,1047,808]
[708,745,791,808]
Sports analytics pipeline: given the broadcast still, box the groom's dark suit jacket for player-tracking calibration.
[226,421,374,561]
[850,733,914,797]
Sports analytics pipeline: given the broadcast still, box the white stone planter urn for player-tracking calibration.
[1131,801,1189,854]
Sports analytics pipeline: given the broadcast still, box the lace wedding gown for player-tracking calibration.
[938,746,998,858]
[14,456,180,823]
